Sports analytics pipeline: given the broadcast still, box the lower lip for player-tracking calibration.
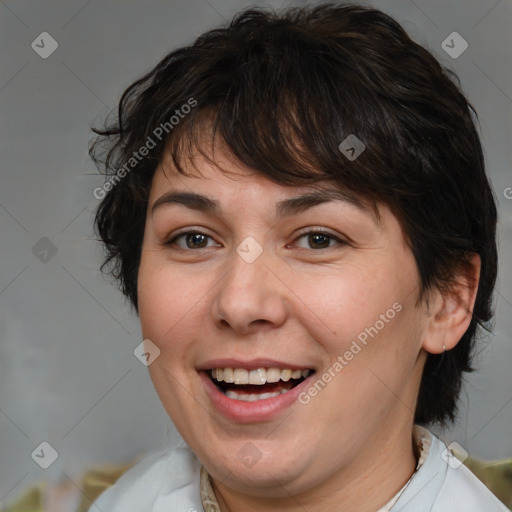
[199,371,312,423]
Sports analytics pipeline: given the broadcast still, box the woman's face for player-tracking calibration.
[137,142,431,499]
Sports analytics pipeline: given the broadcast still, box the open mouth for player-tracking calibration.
[209,367,314,402]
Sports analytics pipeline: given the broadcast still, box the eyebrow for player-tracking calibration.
[151,189,376,221]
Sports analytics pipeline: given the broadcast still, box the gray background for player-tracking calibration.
[1,0,511,508]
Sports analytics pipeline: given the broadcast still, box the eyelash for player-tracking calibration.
[164,229,346,251]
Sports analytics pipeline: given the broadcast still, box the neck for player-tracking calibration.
[211,418,419,512]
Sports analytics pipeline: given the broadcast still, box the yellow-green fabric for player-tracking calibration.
[1,485,44,512]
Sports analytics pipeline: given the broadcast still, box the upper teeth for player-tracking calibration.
[211,368,311,385]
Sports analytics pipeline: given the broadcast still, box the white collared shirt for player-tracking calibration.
[89,426,509,512]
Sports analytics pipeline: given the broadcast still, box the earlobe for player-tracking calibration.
[422,253,481,354]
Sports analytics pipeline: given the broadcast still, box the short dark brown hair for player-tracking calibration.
[90,3,498,426]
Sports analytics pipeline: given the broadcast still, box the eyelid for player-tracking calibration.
[294,226,340,237]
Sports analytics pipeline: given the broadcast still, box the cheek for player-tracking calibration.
[291,264,398,346]
[291,257,422,380]
[137,256,196,345]
[137,254,224,372]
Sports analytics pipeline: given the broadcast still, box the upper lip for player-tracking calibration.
[197,358,314,371]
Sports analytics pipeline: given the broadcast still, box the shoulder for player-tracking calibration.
[392,426,509,512]
[88,441,203,512]
[435,460,509,512]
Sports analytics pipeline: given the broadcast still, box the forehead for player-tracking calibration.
[151,141,381,224]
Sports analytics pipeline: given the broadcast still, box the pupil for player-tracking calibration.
[309,233,329,248]
[187,233,207,248]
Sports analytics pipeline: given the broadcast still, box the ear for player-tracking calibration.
[422,253,481,354]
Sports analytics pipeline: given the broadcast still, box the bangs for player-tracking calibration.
[164,107,327,185]
[160,25,385,198]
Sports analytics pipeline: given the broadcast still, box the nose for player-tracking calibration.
[211,248,289,336]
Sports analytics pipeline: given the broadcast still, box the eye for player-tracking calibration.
[165,229,345,251]
[293,230,345,250]
[166,231,220,250]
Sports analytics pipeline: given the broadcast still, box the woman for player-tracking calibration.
[88,3,508,511]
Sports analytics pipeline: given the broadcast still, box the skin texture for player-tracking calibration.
[137,139,480,512]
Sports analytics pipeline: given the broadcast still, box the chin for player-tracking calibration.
[200,440,314,493]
